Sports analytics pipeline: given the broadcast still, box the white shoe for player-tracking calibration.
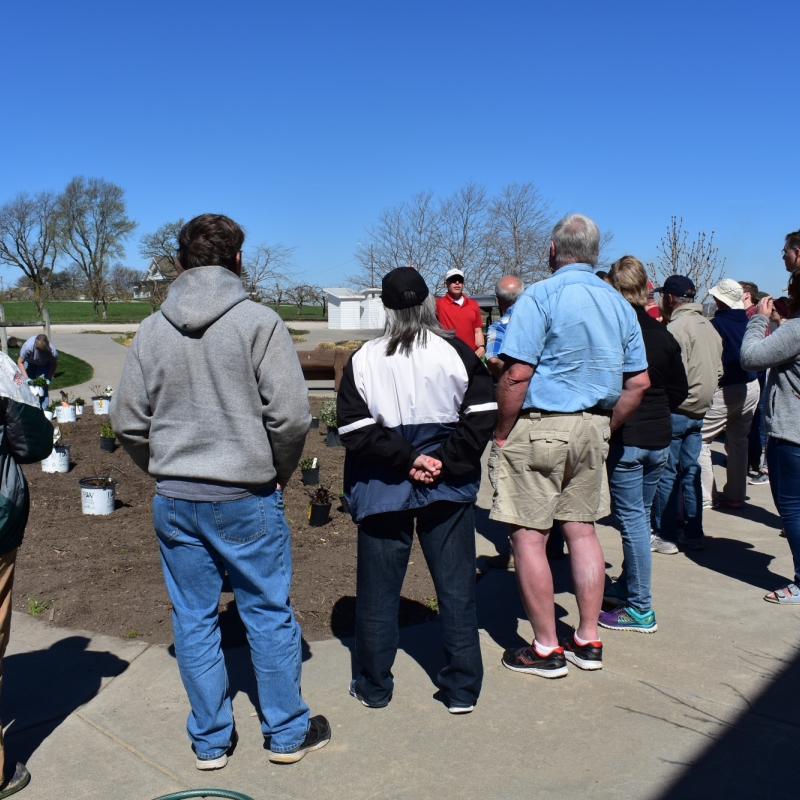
[448,705,474,714]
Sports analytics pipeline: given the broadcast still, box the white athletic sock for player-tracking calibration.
[574,632,599,646]
[533,639,558,656]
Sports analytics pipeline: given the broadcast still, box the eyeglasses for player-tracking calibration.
[446,278,464,284]
[783,247,798,257]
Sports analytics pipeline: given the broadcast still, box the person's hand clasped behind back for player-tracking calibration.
[408,454,442,483]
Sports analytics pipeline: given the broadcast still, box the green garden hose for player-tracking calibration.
[151,791,254,800]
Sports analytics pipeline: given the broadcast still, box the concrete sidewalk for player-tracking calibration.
[4,449,799,799]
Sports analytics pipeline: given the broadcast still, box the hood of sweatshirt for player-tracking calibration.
[160,266,248,333]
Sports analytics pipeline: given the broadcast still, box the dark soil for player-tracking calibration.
[16,397,437,644]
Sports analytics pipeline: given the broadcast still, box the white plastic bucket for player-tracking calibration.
[42,445,71,473]
[55,405,77,423]
[29,385,44,398]
[44,410,54,421]
[79,477,117,515]
[92,397,110,415]
[75,405,84,416]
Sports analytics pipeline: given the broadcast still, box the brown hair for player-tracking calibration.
[786,230,800,252]
[738,281,758,297]
[789,269,800,315]
[177,214,245,272]
[608,256,649,308]
[34,334,50,351]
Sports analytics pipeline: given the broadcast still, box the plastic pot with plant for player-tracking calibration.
[79,466,119,515]
[74,397,85,416]
[299,457,320,486]
[28,376,48,398]
[42,424,71,473]
[319,398,340,447]
[44,402,56,421]
[55,391,77,423]
[338,490,350,514]
[99,421,116,452]
[90,384,113,415]
[306,485,333,527]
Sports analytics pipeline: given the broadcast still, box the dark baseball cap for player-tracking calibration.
[381,267,430,309]
[653,275,696,298]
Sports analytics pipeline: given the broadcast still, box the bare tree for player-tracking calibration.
[0,191,60,316]
[349,191,441,288]
[49,265,86,299]
[56,176,136,318]
[648,216,725,303]
[310,285,328,318]
[241,243,296,301]
[139,218,184,271]
[485,182,554,286]
[287,282,316,317]
[108,264,141,301]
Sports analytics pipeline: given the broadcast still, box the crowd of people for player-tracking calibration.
[1,212,796,788]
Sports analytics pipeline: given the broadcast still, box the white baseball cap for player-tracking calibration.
[709,279,744,310]
[445,268,465,281]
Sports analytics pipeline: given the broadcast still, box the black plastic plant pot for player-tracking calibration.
[308,503,331,527]
[326,428,341,447]
[301,467,320,486]
[339,495,350,514]
[99,436,116,452]
[309,418,319,429]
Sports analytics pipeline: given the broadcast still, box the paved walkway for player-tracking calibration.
[4,447,799,799]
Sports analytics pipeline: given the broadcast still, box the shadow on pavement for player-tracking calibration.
[2,637,129,768]
[657,643,800,798]
[683,537,788,591]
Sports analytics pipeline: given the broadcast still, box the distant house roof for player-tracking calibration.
[143,256,180,282]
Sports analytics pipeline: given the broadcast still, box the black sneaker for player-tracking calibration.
[561,635,603,670]
[501,644,568,678]
[268,715,331,764]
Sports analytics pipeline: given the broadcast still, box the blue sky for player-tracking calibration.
[1,0,797,295]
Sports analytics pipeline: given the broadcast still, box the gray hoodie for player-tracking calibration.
[111,265,310,486]
[741,314,800,446]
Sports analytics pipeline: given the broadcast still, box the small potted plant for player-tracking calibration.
[306,486,333,527]
[309,416,320,429]
[99,421,116,452]
[79,467,118,515]
[300,457,320,486]
[339,490,350,514]
[42,424,71,473]
[74,397,85,416]
[319,398,340,447]
[28,376,48,397]
[90,384,112,415]
[55,391,77,423]
[44,401,56,421]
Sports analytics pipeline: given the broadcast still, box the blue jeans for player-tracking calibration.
[606,443,670,610]
[767,437,800,584]
[652,414,704,540]
[354,501,483,708]
[153,489,309,759]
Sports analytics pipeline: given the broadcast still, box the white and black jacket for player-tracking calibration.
[336,333,496,522]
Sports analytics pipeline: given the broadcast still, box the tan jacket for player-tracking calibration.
[667,303,723,419]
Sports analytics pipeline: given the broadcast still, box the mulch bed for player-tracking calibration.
[16,397,436,645]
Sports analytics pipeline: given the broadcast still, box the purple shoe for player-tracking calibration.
[599,605,657,633]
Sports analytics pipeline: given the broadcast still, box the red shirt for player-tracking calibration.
[436,294,483,350]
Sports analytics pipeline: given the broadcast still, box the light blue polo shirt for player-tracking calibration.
[500,263,647,412]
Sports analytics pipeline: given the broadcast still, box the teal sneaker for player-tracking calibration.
[598,605,657,633]
[603,579,628,607]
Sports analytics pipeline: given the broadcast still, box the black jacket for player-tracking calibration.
[611,306,689,449]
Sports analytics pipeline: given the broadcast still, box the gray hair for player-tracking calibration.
[671,295,695,306]
[551,213,601,267]
[382,294,453,356]
[494,276,525,306]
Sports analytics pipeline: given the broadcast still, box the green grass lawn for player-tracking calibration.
[7,346,93,390]
[0,300,325,323]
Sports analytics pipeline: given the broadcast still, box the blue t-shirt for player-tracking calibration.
[500,263,648,412]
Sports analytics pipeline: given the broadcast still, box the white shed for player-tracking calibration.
[359,288,385,329]
[325,288,364,330]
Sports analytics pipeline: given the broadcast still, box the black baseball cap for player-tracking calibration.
[653,275,696,298]
[381,268,430,309]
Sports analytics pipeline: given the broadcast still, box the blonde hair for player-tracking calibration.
[34,334,50,351]
[608,256,649,308]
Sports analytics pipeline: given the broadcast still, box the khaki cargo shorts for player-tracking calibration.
[488,411,611,531]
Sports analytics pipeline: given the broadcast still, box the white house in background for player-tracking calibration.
[324,287,386,330]
[133,256,179,299]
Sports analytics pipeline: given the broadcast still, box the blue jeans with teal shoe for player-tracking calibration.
[606,443,670,610]
[152,488,310,760]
